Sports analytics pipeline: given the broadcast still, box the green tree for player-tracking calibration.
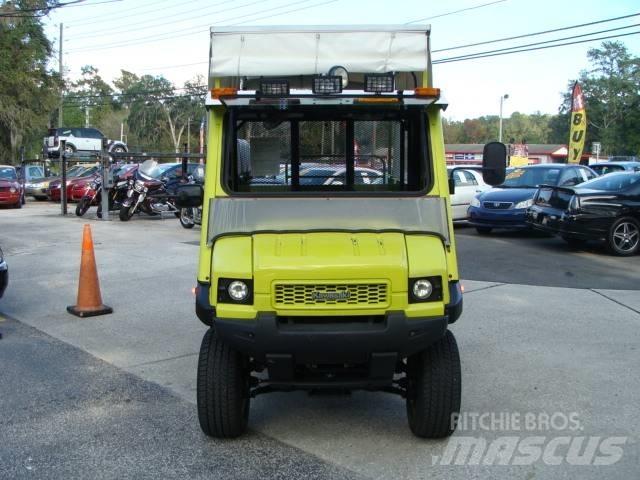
[125,74,205,151]
[0,0,60,160]
[569,41,640,156]
[64,65,115,128]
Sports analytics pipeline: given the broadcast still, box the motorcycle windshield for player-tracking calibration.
[139,159,161,179]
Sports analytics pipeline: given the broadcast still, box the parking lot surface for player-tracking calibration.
[1,203,639,479]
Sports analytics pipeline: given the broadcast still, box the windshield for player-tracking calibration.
[591,164,623,175]
[225,107,429,194]
[501,167,560,188]
[578,172,640,191]
[0,167,17,180]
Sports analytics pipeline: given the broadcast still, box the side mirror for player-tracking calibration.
[175,184,203,208]
[482,142,507,186]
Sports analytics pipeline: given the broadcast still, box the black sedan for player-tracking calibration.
[0,246,7,298]
[527,172,640,256]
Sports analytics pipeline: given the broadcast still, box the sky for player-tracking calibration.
[42,0,640,121]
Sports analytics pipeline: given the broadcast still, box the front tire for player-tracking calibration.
[607,217,640,256]
[406,330,461,438]
[180,208,195,229]
[119,204,135,221]
[64,143,76,156]
[75,197,91,217]
[197,329,250,438]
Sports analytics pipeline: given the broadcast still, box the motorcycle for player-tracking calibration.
[119,159,179,221]
[75,175,131,218]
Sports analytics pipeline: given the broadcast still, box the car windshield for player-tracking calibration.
[578,172,640,191]
[0,167,17,180]
[225,106,429,194]
[591,164,624,175]
[501,167,560,188]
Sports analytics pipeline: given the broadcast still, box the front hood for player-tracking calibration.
[0,179,18,188]
[252,232,408,294]
[479,187,536,203]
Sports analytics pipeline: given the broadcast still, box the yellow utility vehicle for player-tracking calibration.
[177,25,506,438]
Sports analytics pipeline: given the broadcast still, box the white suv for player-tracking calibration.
[44,127,128,158]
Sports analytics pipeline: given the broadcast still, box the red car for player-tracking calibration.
[71,164,139,201]
[0,165,25,208]
[48,165,100,202]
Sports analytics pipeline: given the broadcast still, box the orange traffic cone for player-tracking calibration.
[67,224,113,318]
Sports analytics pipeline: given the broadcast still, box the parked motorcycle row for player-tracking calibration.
[72,159,204,229]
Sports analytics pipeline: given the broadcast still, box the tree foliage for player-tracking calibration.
[0,0,60,161]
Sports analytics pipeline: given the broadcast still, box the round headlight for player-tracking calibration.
[9,187,17,193]
[328,65,349,88]
[412,279,433,300]
[228,281,248,301]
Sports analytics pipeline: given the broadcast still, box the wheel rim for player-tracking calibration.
[181,208,194,225]
[613,222,639,252]
[65,146,73,154]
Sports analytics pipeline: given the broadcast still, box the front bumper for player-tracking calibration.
[26,186,49,197]
[0,192,20,205]
[216,312,448,367]
[194,281,463,365]
[467,206,529,229]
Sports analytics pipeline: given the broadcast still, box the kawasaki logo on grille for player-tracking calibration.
[311,290,351,301]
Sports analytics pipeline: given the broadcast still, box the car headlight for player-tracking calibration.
[412,279,433,300]
[470,196,481,208]
[228,281,248,301]
[217,278,253,304]
[515,198,533,209]
[409,277,443,303]
[9,187,17,193]
[0,246,4,263]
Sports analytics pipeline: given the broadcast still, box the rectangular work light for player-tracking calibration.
[364,73,395,93]
[312,75,343,95]
[259,79,290,97]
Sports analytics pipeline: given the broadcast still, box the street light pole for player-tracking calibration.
[499,93,509,143]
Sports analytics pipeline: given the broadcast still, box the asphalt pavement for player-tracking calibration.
[0,203,639,479]
[0,315,357,480]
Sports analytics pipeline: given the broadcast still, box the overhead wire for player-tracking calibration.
[68,0,262,39]
[434,30,640,64]
[433,11,640,52]
[65,0,337,52]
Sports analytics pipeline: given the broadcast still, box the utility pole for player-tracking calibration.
[499,93,509,143]
[85,106,90,127]
[58,23,63,128]
[187,118,191,152]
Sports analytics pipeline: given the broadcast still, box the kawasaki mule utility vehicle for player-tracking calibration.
[177,25,506,438]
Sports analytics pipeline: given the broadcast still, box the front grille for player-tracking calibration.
[0,187,9,192]
[483,201,513,210]
[274,283,389,309]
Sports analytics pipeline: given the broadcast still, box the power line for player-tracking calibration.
[0,0,121,17]
[229,0,336,25]
[433,11,640,53]
[433,29,640,64]
[64,0,191,27]
[434,23,640,63]
[67,0,256,40]
[65,0,337,52]
[404,0,507,24]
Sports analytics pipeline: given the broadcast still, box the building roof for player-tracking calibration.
[445,144,575,156]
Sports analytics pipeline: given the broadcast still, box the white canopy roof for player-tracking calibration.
[209,25,431,78]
